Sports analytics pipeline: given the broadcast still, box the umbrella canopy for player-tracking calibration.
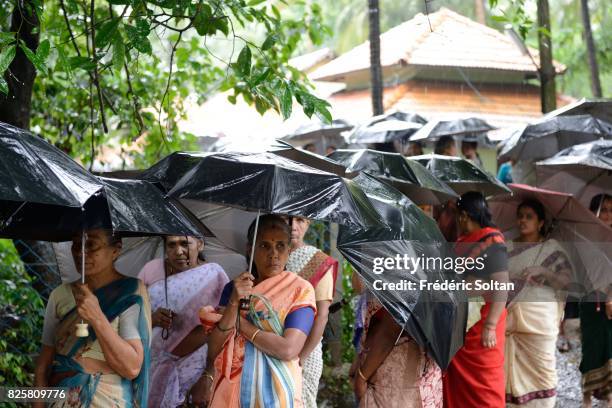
[489,183,612,295]
[412,154,511,197]
[339,173,467,369]
[347,111,426,144]
[328,149,458,205]
[0,121,102,209]
[1,177,202,242]
[167,152,383,229]
[409,117,496,144]
[536,140,612,207]
[283,119,351,151]
[140,151,213,191]
[268,141,348,177]
[542,98,612,123]
[498,114,612,162]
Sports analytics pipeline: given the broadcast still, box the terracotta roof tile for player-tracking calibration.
[311,8,565,81]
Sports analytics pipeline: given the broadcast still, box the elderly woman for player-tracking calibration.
[200,214,316,407]
[138,235,228,407]
[580,194,612,407]
[443,192,509,408]
[34,228,151,407]
[504,199,572,407]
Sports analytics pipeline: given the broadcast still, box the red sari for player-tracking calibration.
[443,227,507,408]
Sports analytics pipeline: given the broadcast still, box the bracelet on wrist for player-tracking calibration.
[216,322,235,332]
[250,328,261,343]
[357,367,369,382]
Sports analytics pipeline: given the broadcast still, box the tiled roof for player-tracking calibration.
[311,8,565,81]
[326,80,574,128]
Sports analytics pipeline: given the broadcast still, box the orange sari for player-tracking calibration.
[202,271,316,408]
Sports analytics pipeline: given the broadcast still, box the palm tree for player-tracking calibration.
[368,0,384,115]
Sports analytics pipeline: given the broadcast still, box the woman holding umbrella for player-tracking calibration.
[200,215,316,407]
[351,287,443,407]
[443,192,509,408]
[504,199,573,407]
[138,235,228,407]
[34,227,151,408]
[580,194,612,407]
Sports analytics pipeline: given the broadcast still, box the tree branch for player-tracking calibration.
[90,0,108,133]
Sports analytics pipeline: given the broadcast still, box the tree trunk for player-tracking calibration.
[475,0,486,24]
[0,1,61,299]
[536,0,556,113]
[580,0,602,97]
[368,0,384,116]
[0,1,39,128]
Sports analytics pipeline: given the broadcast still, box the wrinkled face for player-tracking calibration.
[290,217,310,245]
[597,198,612,227]
[517,206,544,238]
[71,229,121,276]
[165,236,203,272]
[253,227,290,278]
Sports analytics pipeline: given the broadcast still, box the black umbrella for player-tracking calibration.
[167,151,383,230]
[542,98,612,123]
[0,121,102,212]
[412,154,511,197]
[498,114,612,161]
[409,117,496,144]
[1,177,202,242]
[536,140,612,207]
[328,149,457,205]
[347,111,426,144]
[140,151,213,192]
[283,119,351,152]
[268,141,348,176]
[339,173,467,369]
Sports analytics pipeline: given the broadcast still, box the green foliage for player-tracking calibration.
[0,0,332,167]
[0,240,45,387]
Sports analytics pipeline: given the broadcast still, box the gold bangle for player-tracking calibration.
[202,372,214,383]
[357,367,368,382]
[250,328,261,343]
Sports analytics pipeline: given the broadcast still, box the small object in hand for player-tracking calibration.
[239,297,250,311]
[75,323,89,338]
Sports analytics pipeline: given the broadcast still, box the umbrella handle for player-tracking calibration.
[76,227,89,338]
[241,211,261,311]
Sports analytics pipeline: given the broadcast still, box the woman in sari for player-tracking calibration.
[580,194,612,407]
[504,199,572,407]
[352,288,442,407]
[443,191,509,408]
[138,235,228,407]
[201,214,316,407]
[34,228,151,408]
[285,216,338,408]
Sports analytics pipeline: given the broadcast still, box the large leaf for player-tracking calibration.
[96,19,120,48]
[0,77,8,95]
[0,45,16,73]
[236,45,251,77]
[279,84,292,119]
[112,35,125,72]
[19,42,46,73]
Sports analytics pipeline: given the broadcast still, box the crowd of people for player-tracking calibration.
[32,137,611,408]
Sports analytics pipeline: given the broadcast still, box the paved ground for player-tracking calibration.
[556,319,607,408]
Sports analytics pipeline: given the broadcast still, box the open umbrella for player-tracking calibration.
[0,121,102,224]
[339,173,467,369]
[282,119,351,154]
[409,117,496,146]
[498,114,612,162]
[542,98,612,123]
[412,153,511,197]
[328,149,458,204]
[269,141,348,177]
[167,152,383,230]
[489,184,612,295]
[536,140,612,208]
[347,111,426,144]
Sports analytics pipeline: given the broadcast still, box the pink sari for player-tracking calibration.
[139,260,228,407]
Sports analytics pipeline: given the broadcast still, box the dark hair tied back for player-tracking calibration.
[457,191,495,228]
